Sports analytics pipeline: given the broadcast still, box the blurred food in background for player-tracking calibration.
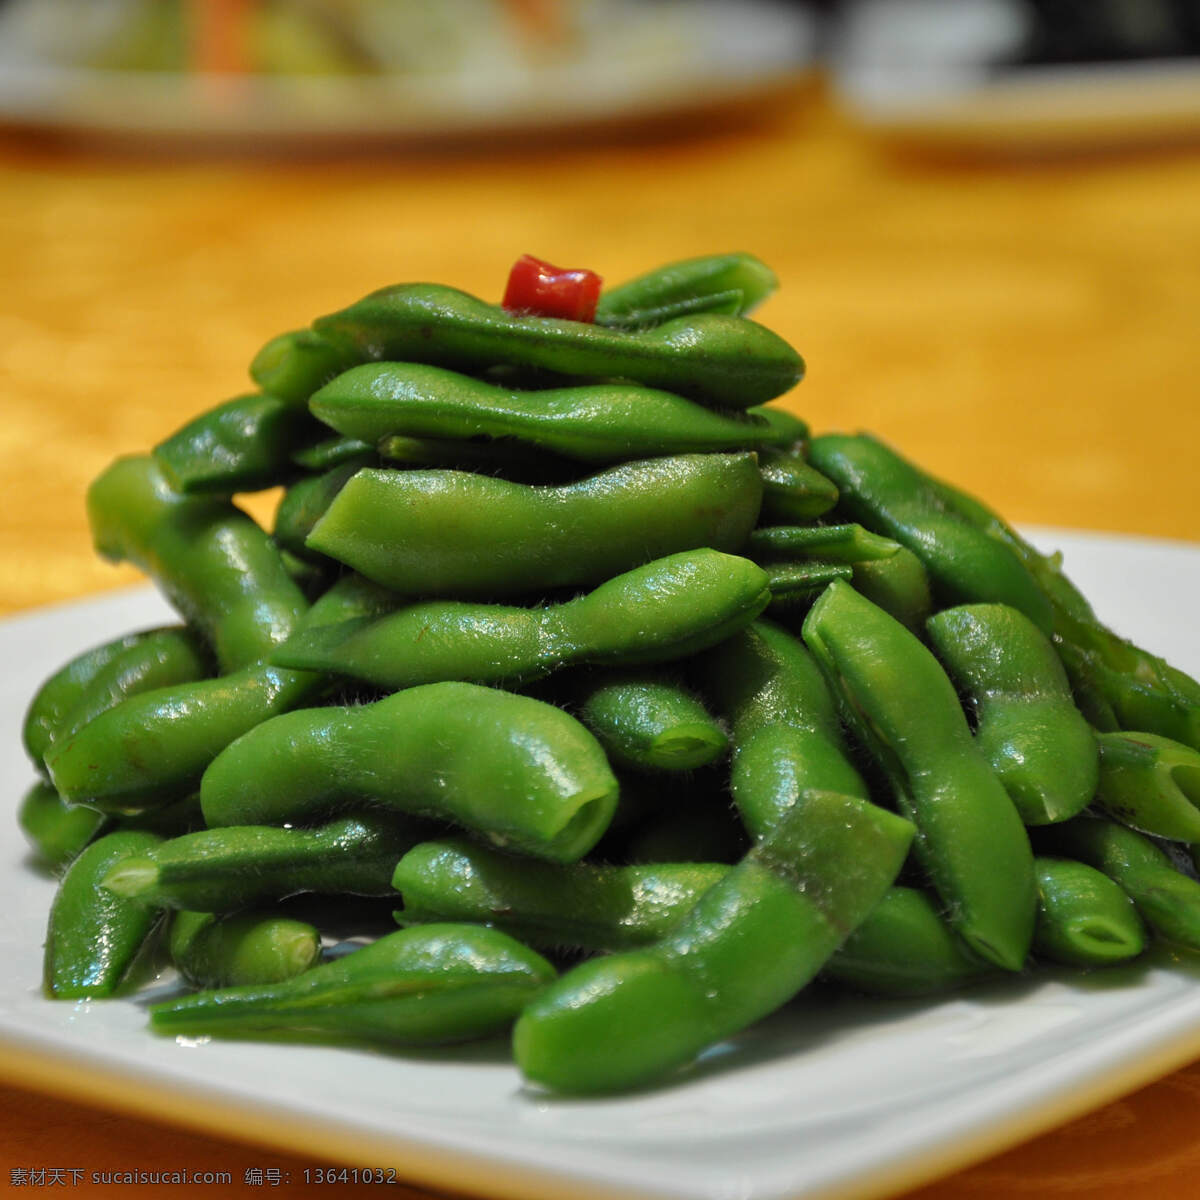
[0,0,1196,150]
[0,0,816,143]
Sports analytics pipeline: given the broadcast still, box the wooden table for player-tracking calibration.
[3,82,1199,1198]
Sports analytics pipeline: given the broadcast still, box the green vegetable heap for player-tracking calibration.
[21,252,1200,1093]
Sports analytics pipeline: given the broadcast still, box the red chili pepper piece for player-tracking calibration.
[502,255,603,323]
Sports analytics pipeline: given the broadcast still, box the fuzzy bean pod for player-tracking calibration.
[803,581,1036,970]
[168,909,323,989]
[513,789,914,1093]
[927,604,1098,825]
[200,682,618,863]
[1093,731,1200,842]
[149,925,556,1044]
[1032,857,1146,966]
[307,453,763,598]
[271,549,770,690]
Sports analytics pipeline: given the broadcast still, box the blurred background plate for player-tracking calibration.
[0,0,817,144]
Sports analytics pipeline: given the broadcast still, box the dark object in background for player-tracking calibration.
[1016,0,1200,66]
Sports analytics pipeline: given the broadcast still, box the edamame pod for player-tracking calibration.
[927,604,1097,825]
[594,252,778,327]
[291,433,373,472]
[271,549,770,690]
[803,581,1036,970]
[1091,732,1200,842]
[1032,857,1146,966]
[19,781,107,871]
[293,284,803,410]
[696,619,868,838]
[47,574,396,812]
[88,455,309,672]
[307,453,763,598]
[758,447,840,522]
[933,474,1200,748]
[201,682,618,863]
[394,838,729,952]
[824,887,994,997]
[44,830,163,999]
[310,364,794,464]
[513,789,914,1093]
[149,925,556,1043]
[1041,817,1200,951]
[102,812,429,912]
[168,910,322,989]
[40,626,211,765]
[154,393,319,494]
[808,434,1054,634]
[573,669,729,772]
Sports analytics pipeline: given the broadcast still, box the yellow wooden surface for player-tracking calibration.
[2,85,1200,1198]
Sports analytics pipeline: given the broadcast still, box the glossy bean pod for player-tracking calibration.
[149,924,556,1044]
[1040,817,1200,951]
[1032,857,1146,966]
[310,363,794,464]
[44,830,164,999]
[87,455,309,672]
[307,453,763,598]
[1092,731,1200,842]
[594,252,778,327]
[807,434,1054,634]
[394,838,729,952]
[154,393,320,494]
[803,581,1036,971]
[926,604,1097,825]
[18,781,107,871]
[46,574,396,812]
[271,549,770,690]
[201,682,618,863]
[272,460,368,564]
[824,887,995,997]
[168,909,323,989]
[932,474,1200,748]
[513,789,914,1093]
[253,283,803,410]
[23,628,179,772]
[696,618,868,839]
[757,447,840,522]
[102,812,429,911]
[572,669,729,772]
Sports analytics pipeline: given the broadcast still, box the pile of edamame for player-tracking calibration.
[21,253,1200,1095]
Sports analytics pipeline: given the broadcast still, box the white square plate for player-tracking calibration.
[4,527,1200,1200]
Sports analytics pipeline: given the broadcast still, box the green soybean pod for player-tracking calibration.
[1032,857,1146,966]
[46,574,396,813]
[1040,818,1200,951]
[927,604,1098,825]
[696,619,869,839]
[758,447,840,522]
[149,925,556,1044]
[514,789,914,1094]
[394,838,730,952]
[19,781,108,871]
[23,629,171,772]
[808,434,1054,635]
[309,364,793,464]
[573,669,729,772]
[168,910,322,989]
[803,581,1036,971]
[273,459,370,565]
[291,434,374,472]
[594,252,778,326]
[824,887,995,998]
[307,453,763,598]
[87,455,308,672]
[101,812,428,912]
[45,627,211,762]
[1093,732,1200,842]
[154,393,320,495]
[271,549,770,691]
[201,682,618,864]
[44,830,163,999]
